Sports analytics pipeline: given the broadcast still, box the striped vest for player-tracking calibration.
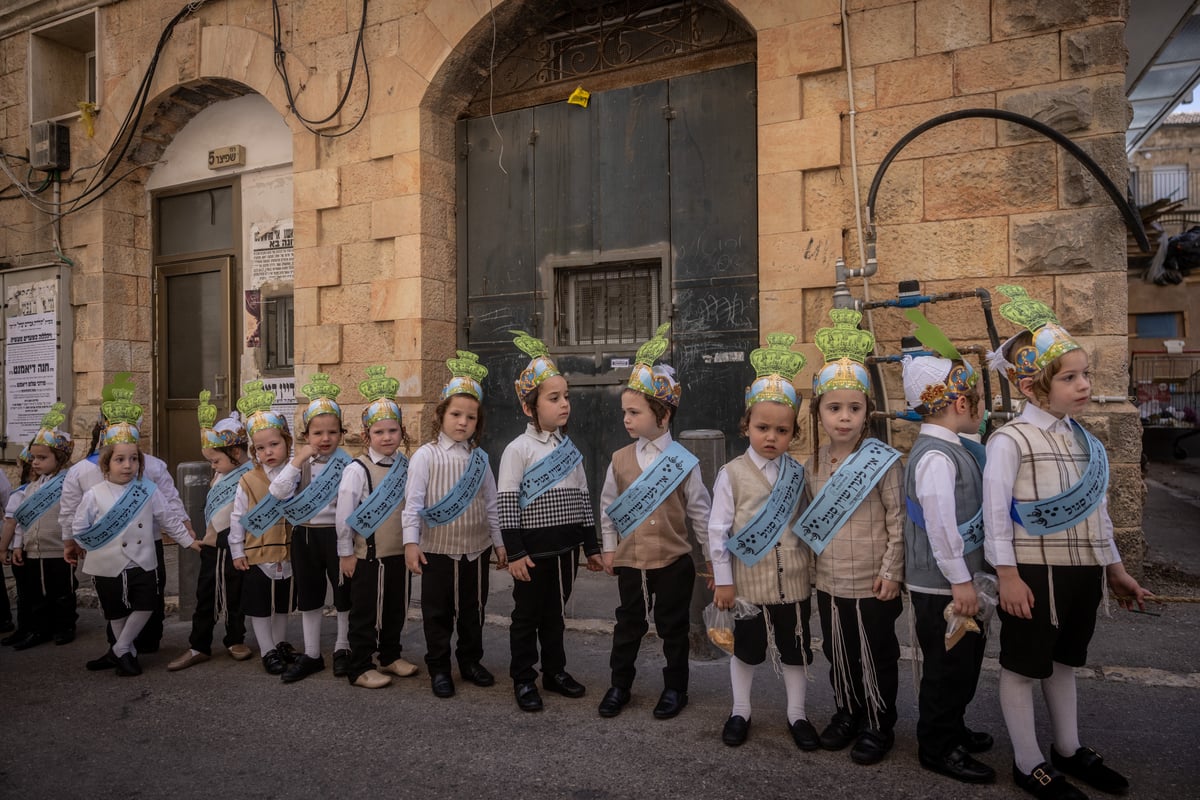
[17,474,63,558]
[610,444,692,570]
[350,457,406,560]
[726,455,812,605]
[239,468,291,566]
[417,443,490,556]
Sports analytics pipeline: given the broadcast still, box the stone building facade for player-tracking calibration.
[0,0,1145,566]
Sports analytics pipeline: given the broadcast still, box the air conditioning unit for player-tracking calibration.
[30,121,70,171]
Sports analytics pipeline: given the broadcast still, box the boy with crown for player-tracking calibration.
[597,324,711,721]
[983,287,1151,800]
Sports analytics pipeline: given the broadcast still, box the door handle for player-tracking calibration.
[213,374,227,401]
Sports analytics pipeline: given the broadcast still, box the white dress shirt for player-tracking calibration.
[229,463,293,579]
[708,448,781,587]
[400,433,502,559]
[909,424,975,592]
[334,447,397,557]
[269,451,344,526]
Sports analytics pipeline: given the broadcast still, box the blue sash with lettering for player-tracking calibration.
[204,462,253,526]
[349,455,409,538]
[792,438,901,556]
[283,449,352,525]
[606,442,700,539]
[243,490,288,538]
[420,448,490,527]
[519,436,583,509]
[74,479,156,552]
[13,472,66,530]
[729,455,805,567]
[1011,421,1109,535]
[904,436,986,555]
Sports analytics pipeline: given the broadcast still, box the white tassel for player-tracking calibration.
[477,555,485,628]
[121,570,130,610]
[829,599,857,713]
[215,548,228,624]
[1101,568,1111,619]
[641,569,652,624]
[907,595,922,695]
[855,600,885,731]
[1047,567,1059,628]
[795,601,811,682]
[764,605,783,678]
[376,560,385,634]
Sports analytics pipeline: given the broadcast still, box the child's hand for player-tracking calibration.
[873,576,900,602]
[585,553,604,572]
[1107,563,1154,611]
[704,560,716,592]
[602,552,615,576]
[233,557,249,571]
[997,566,1034,619]
[0,550,9,566]
[293,444,316,465]
[340,554,357,579]
[494,546,508,570]
[188,541,202,553]
[950,581,980,618]
[63,541,81,566]
[714,584,736,610]
[405,543,426,575]
[508,556,535,582]
[11,548,23,566]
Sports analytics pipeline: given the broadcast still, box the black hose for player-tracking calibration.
[865,108,1151,253]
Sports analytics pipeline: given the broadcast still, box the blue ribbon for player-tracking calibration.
[606,442,699,539]
[13,472,66,530]
[519,436,583,509]
[905,497,984,555]
[792,438,901,555]
[243,490,288,538]
[420,448,490,527]
[74,479,157,552]
[204,462,253,526]
[1010,420,1109,536]
[282,449,352,525]
[729,455,805,567]
[349,455,409,538]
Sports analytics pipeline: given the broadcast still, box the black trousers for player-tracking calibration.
[188,531,247,654]
[817,591,903,733]
[347,553,410,681]
[609,554,695,693]
[510,548,578,684]
[0,564,13,626]
[292,525,352,613]
[107,541,165,650]
[421,550,489,674]
[14,557,77,636]
[911,591,987,757]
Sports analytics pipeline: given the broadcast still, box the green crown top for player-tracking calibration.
[300,372,341,402]
[197,389,218,429]
[633,322,671,367]
[814,308,874,364]
[359,365,399,403]
[510,330,550,360]
[996,284,1059,333]
[750,333,807,380]
[39,401,67,431]
[904,308,961,360]
[100,373,142,426]
[236,380,277,418]
[447,350,488,384]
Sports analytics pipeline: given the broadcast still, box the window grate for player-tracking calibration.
[558,262,660,346]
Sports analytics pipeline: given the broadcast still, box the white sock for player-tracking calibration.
[114,611,151,658]
[110,617,127,654]
[301,609,323,658]
[1000,667,1044,774]
[250,616,276,656]
[188,649,202,657]
[730,657,755,719]
[1042,661,1082,755]
[272,612,288,645]
[335,610,350,652]
[783,664,808,725]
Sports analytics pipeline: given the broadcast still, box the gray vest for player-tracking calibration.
[903,434,986,592]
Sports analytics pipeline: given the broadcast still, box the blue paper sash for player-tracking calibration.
[204,463,253,526]
[74,479,156,552]
[792,438,901,556]
[282,449,352,525]
[905,497,984,555]
[519,436,583,509]
[420,448,489,527]
[349,455,409,538]
[729,455,805,567]
[1011,421,1108,535]
[606,442,700,539]
[13,472,66,529]
[243,490,288,538]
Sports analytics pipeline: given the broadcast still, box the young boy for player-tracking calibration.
[901,312,995,784]
[598,324,711,720]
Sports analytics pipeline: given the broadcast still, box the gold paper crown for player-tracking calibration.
[751,333,806,381]
[301,373,342,403]
[359,365,399,403]
[447,351,488,385]
[634,323,671,369]
[40,402,67,432]
[511,330,560,401]
[814,309,873,365]
[100,372,142,427]
[32,402,73,452]
[237,381,276,418]
[996,285,1059,332]
[197,389,218,430]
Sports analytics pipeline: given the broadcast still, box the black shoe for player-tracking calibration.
[261,649,288,675]
[54,628,76,646]
[820,712,861,751]
[86,649,118,671]
[598,687,631,718]
[460,662,495,687]
[431,672,456,698]
[1013,762,1089,800]
[0,619,13,634]
[543,671,586,698]
[276,641,299,664]
[721,715,750,747]
[515,682,544,712]
[1051,746,1128,795]
[115,651,143,677]
[850,728,895,765]
[332,649,351,678]
[652,688,688,720]
[12,631,52,651]
[134,642,159,655]
[963,728,994,754]
[281,654,325,683]
[1,630,28,646]
[789,718,821,751]
[919,745,996,784]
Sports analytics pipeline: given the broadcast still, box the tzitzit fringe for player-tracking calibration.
[1047,566,1059,628]
[795,600,811,681]
[854,599,886,732]
[375,560,386,634]
[829,599,858,714]
[906,595,922,694]
[215,547,228,624]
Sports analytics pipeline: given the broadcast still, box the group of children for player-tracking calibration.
[0,285,1150,800]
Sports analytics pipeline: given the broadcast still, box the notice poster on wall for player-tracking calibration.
[250,219,294,288]
[261,376,296,429]
[5,312,57,443]
[6,279,57,315]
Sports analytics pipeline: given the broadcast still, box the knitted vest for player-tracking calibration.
[726,455,812,605]
[903,434,986,592]
[350,457,405,560]
[610,444,691,570]
[18,475,64,558]
[992,421,1116,567]
[239,468,291,565]
[418,444,489,556]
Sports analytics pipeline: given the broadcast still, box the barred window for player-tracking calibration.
[556,261,660,346]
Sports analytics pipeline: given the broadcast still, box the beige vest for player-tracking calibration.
[727,456,812,605]
[204,471,238,543]
[610,444,691,570]
[18,474,64,558]
[240,468,292,566]
[418,444,489,556]
[350,457,406,560]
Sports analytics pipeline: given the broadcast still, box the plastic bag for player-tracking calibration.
[704,598,762,654]
[943,572,999,651]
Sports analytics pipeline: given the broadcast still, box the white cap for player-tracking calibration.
[902,355,953,409]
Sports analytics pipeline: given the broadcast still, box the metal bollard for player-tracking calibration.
[175,461,213,619]
[677,429,727,661]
